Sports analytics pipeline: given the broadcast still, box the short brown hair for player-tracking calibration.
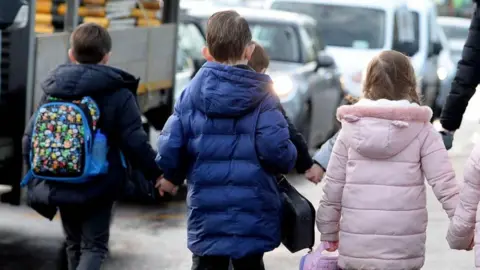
[248,41,270,72]
[206,10,252,63]
[70,23,112,64]
[363,50,420,104]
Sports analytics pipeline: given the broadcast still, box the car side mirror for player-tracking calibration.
[393,41,418,57]
[316,54,335,70]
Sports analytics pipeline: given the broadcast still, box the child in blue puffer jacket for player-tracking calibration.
[155,10,297,270]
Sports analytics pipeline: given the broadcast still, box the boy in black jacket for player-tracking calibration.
[22,23,162,270]
[248,41,323,183]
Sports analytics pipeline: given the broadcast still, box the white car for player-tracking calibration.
[268,0,417,98]
[269,0,448,117]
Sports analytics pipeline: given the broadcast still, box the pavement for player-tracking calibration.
[3,94,480,270]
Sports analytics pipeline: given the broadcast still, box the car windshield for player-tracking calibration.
[441,25,469,40]
[250,22,300,62]
[271,2,386,49]
[178,23,205,60]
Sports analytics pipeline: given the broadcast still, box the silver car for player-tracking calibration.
[179,7,345,148]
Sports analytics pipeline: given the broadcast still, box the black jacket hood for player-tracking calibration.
[41,64,139,98]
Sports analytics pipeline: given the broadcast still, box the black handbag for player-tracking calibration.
[122,169,160,204]
[277,175,316,253]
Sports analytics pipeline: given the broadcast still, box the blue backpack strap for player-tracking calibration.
[20,170,33,187]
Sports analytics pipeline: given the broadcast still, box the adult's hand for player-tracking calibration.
[439,130,454,150]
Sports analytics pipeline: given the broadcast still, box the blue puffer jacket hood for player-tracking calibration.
[190,62,272,117]
[42,63,139,97]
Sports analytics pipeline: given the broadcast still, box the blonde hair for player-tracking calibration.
[363,50,420,104]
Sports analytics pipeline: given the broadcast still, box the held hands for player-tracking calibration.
[323,241,339,252]
[305,164,324,184]
[155,176,178,197]
[467,238,475,251]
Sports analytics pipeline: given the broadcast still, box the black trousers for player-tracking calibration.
[192,254,265,270]
[59,202,113,270]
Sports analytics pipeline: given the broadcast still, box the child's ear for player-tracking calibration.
[68,48,76,63]
[202,47,214,62]
[101,52,111,65]
[244,43,256,61]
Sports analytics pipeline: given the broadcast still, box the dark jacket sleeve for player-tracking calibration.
[155,109,187,186]
[276,103,313,173]
[116,91,162,181]
[255,96,297,174]
[22,116,34,167]
[440,5,480,131]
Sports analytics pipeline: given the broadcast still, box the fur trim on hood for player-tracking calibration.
[337,99,432,122]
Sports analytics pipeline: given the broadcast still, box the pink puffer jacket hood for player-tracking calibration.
[339,99,431,159]
[317,99,459,270]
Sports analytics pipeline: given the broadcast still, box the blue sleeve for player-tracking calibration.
[313,131,339,170]
[155,109,187,186]
[255,98,297,174]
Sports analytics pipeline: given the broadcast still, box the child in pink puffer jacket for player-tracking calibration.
[316,50,460,270]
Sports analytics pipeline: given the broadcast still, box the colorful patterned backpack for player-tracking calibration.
[21,96,109,186]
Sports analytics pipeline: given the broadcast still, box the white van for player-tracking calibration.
[268,0,417,98]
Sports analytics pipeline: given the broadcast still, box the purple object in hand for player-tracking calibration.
[299,243,339,270]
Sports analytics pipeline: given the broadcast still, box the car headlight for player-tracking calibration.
[272,76,294,97]
[437,67,448,81]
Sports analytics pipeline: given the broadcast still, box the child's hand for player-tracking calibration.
[323,241,339,252]
[305,164,324,184]
[155,177,178,196]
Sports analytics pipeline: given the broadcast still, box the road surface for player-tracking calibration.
[3,94,480,270]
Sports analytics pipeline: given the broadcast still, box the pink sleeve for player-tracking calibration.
[447,145,480,249]
[420,126,459,218]
[317,131,348,242]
